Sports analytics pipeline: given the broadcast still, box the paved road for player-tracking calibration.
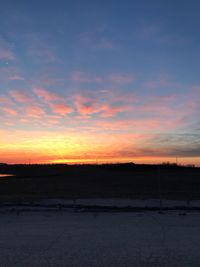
[0,211,200,266]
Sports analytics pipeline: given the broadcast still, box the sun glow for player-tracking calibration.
[0,129,199,165]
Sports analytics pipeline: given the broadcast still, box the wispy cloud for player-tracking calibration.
[144,73,173,89]
[9,89,35,103]
[72,71,102,83]
[75,95,102,116]
[33,87,63,103]
[109,73,136,84]
[139,24,161,39]
[0,66,24,82]
[96,119,161,132]
[100,104,132,118]
[25,34,59,63]
[0,96,14,106]
[78,29,117,50]
[0,81,198,148]
[8,74,24,81]
[25,105,45,118]
[0,36,16,60]
[28,46,58,63]
[138,23,192,46]
[71,71,136,86]
[50,103,73,115]
[96,38,116,49]
[74,93,132,118]
[1,106,17,116]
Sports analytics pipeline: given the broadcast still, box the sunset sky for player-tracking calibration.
[0,0,200,165]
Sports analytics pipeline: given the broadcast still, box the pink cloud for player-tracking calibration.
[45,115,62,125]
[182,87,200,114]
[111,92,137,104]
[130,93,196,127]
[95,119,161,131]
[33,87,63,102]
[74,94,131,118]
[100,104,132,117]
[0,96,14,106]
[0,66,24,82]
[39,76,64,87]
[10,89,35,103]
[145,80,169,89]
[133,95,177,118]
[109,73,136,84]
[28,45,58,63]
[75,95,102,116]
[72,71,102,83]
[95,117,185,132]
[25,106,45,118]
[50,103,73,115]
[8,74,24,81]
[0,49,15,60]
[1,107,17,116]
[143,74,180,89]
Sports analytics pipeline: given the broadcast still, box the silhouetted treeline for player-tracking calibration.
[0,162,198,175]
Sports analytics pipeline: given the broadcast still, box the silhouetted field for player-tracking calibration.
[0,163,200,201]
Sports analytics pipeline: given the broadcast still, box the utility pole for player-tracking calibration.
[157,164,162,212]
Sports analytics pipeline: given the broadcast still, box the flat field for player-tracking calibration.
[0,164,200,201]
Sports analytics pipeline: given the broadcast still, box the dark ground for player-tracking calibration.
[0,163,200,202]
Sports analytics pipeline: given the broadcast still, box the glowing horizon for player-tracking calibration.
[0,1,200,166]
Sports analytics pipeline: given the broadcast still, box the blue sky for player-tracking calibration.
[0,0,200,164]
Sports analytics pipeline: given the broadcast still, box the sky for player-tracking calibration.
[0,0,200,165]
